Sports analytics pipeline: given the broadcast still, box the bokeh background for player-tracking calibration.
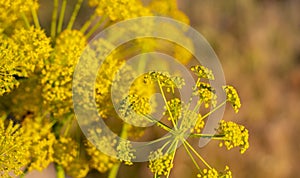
[27,0,300,178]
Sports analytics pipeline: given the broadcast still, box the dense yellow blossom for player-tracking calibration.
[0,117,30,177]
[89,0,152,21]
[53,137,78,167]
[85,141,117,173]
[0,27,52,96]
[0,0,38,33]
[223,85,241,113]
[64,157,90,178]
[41,30,86,117]
[22,116,56,171]
[148,149,173,176]
[218,120,249,154]
[197,166,232,178]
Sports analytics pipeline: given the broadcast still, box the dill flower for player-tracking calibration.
[0,0,38,33]
[118,94,151,127]
[0,27,52,96]
[89,0,152,21]
[197,166,232,178]
[64,157,90,178]
[223,85,241,113]
[193,82,217,108]
[164,98,182,121]
[191,65,215,80]
[144,71,185,92]
[218,120,249,154]
[0,117,30,177]
[148,0,189,24]
[41,30,86,117]
[148,149,173,176]
[85,141,117,173]
[22,116,56,171]
[53,137,78,168]
[116,139,136,165]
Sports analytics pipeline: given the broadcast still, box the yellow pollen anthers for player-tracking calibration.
[0,27,52,96]
[0,0,39,33]
[223,85,241,113]
[53,137,78,168]
[197,166,232,178]
[191,65,215,80]
[193,82,217,108]
[64,157,90,178]
[116,139,136,165]
[85,141,118,173]
[218,120,249,154]
[148,149,174,176]
[164,98,182,121]
[89,0,152,21]
[41,30,86,117]
[0,117,31,177]
[22,115,56,171]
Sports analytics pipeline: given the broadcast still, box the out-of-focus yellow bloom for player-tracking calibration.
[85,140,118,173]
[64,157,90,178]
[22,116,56,171]
[0,0,38,33]
[41,30,86,117]
[53,137,78,168]
[89,0,152,21]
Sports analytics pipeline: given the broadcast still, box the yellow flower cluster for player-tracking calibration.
[218,120,249,154]
[223,85,241,113]
[53,137,78,167]
[118,94,151,126]
[0,27,52,96]
[164,98,182,121]
[193,82,217,108]
[197,166,232,178]
[191,65,215,80]
[148,149,173,176]
[41,30,86,117]
[116,139,136,165]
[0,0,38,33]
[89,0,152,21]
[22,116,56,171]
[148,0,189,24]
[144,71,185,92]
[85,141,117,173]
[0,117,30,177]
[64,157,90,178]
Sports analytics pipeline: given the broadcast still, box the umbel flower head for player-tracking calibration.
[148,149,174,176]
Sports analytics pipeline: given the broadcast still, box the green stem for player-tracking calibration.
[57,0,67,33]
[80,13,97,33]
[166,140,178,178]
[31,7,40,28]
[107,124,128,178]
[55,164,65,178]
[201,100,227,120]
[183,140,212,169]
[21,13,30,29]
[67,0,84,30]
[51,0,58,40]
[143,114,173,133]
[191,133,225,138]
[157,80,177,129]
[85,16,107,39]
[183,141,201,171]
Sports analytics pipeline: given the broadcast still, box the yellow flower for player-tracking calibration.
[223,85,241,113]
[22,116,56,171]
[41,30,86,117]
[0,117,31,177]
[148,149,173,176]
[218,120,249,154]
[53,137,78,168]
[89,0,152,21]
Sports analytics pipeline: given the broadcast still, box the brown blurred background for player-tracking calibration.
[176,0,300,178]
[27,0,300,178]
